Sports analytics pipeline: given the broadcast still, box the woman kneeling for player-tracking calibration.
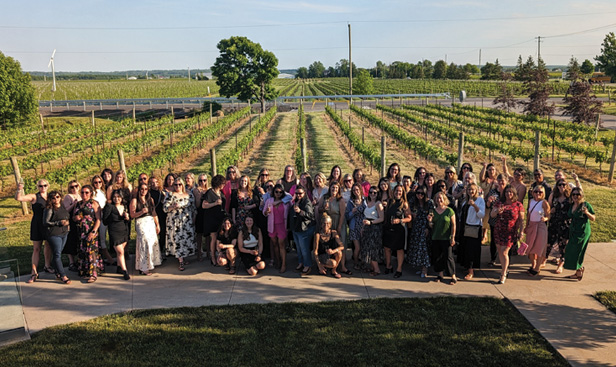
[314,213,344,278]
[217,217,238,274]
[238,216,266,276]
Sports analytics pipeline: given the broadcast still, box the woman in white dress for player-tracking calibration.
[130,183,162,275]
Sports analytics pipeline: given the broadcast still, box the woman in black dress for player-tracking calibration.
[216,217,238,274]
[383,185,412,278]
[62,180,82,272]
[238,216,266,276]
[203,175,227,265]
[193,174,209,261]
[103,189,131,280]
[16,179,53,283]
[313,213,345,278]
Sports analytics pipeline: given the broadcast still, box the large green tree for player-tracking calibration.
[354,69,374,95]
[581,59,594,75]
[211,37,279,113]
[563,58,603,125]
[308,61,325,78]
[0,51,37,126]
[432,60,447,79]
[595,32,616,82]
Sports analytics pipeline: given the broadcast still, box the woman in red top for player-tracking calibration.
[490,185,525,284]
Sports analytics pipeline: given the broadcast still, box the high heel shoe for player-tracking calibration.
[26,273,39,283]
[122,270,130,281]
[498,275,507,284]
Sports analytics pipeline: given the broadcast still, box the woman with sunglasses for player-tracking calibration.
[459,184,485,281]
[319,181,351,275]
[341,174,354,202]
[501,157,527,206]
[130,183,162,276]
[546,178,571,274]
[203,175,227,264]
[43,191,71,284]
[383,185,412,278]
[74,185,102,283]
[288,185,315,275]
[360,186,385,276]
[352,168,371,197]
[164,178,196,271]
[263,184,290,272]
[457,163,473,181]
[407,186,433,278]
[193,174,209,261]
[16,179,53,283]
[345,183,365,269]
[62,180,82,272]
[525,186,550,276]
[564,188,595,281]
[314,213,345,278]
[490,185,525,284]
[90,176,116,267]
[103,190,131,280]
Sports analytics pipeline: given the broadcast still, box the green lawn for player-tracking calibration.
[594,291,616,314]
[0,297,567,367]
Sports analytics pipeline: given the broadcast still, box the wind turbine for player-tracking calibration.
[47,49,56,93]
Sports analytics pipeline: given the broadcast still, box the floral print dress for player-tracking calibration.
[75,199,103,278]
[163,194,196,259]
[231,192,255,230]
[546,198,571,259]
[407,200,434,267]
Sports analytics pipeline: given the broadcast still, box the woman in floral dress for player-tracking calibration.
[491,185,524,284]
[231,175,257,230]
[163,178,196,271]
[546,178,571,274]
[345,183,365,269]
[407,186,433,278]
[74,185,103,283]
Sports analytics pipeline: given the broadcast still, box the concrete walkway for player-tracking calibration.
[10,243,616,366]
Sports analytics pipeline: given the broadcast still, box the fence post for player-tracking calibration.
[608,131,616,183]
[300,138,307,172]
[362,126,365,145]
[595,114,601,139]
[209,103,213,124]
[117,149,127,173]
[380,136,386,177]
[91,110,95,127]
[83,101,86,112]
[456,132,465,173]
[210,148,217,176]
[534,130,541,171]
[133,105,136,123]
[10,157,29,215]
[39,113,45,133]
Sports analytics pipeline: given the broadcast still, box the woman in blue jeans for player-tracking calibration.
[43,191,72,284]
[288,185,315,275]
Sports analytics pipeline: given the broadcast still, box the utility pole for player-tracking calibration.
[536,36,542,60]
[348,23,352,97]
[478,49,481,69]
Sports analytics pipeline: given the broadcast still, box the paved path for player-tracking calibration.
[9,243,616,366]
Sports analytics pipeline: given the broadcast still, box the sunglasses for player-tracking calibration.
[70,185,79,189]
[81,191,91,195]
[533,190,543,194]
[174,183,183,187]
[139,177,148,181]
[52,196,61,199]
[416,192,425,196]
[198,179,207,182]
[572,193,581,197]
[369,192,377,195]
[558,183,566,187]
[274,190,283,194]
[39,184,48,188]
[344,179,352,183]
[93,181,102,184]
[260,173,269,176]
[295,192,305,196]
[438,185,446,188]
[446,171,454,174]
[265,186,274,190]
[462,166,470,170]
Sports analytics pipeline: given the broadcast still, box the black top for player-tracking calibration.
[43,206,70,237]
[317,230,339,255]
[288,197,315,232]
[203,188,227,234]
[217,229,238,245]
[102,205,130,246]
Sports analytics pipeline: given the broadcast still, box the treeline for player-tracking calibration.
[27,69,212,81]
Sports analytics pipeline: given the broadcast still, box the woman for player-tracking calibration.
[288,185,316,275]
[327,165,343,186]
[130,183,162,275]
[91,177,115,266]
[407,186,433,278]
[491,185,525,284]
[525,186,550,276]
[16,179,53,283]
[564,188,595,281]
[433,179,455,209]
[62,180,82,272]
[74,185,102,283]
[106,169,132,203]
[312,172,328,205]
[429,192,457,285]
[263,184,290,273]
[277,165,298,194]
[341,174,354,202]
[184,172,196,191]
[103,190,131,280]
[216,218,238,274]
[459,184,485,281]
[383,185,412,278]
[101,168,114,191]
[203,175,227,264]
[445,165,463,199]
[486,174,508,266]
[43,191,71,284]
[230,175,257,228]
[480,162,498,244]
[386,163,402,190]
[546,179,571,274]
[412,167,427,192]
[222,166,240,213]
[238,216,266,276]
[353,168,371,197]
[290,172,314,202]
[402,176,413,196]
[423,173,436,200]
[377,177,391,210]
[193,174,209,261]
[319,181,350,275]
[502,157,527,205]
[163,178,196,271]
[253,168,271,262]
[345,183,364,269]
[149,176,167,257]
[314,213,345,278]
[458,163,473,182]
[360,187,385,276]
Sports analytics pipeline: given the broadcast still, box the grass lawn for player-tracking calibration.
[594,291,616,314]
[0,297,567,367]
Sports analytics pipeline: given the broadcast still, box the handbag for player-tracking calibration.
[463,224,481,238]
[517,241,529,256]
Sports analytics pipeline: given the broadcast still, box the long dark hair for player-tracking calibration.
[45,190,62,209]
[241,215,260,241]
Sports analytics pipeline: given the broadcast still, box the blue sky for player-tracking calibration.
[1,0,615,72]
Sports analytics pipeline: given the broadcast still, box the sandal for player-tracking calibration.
[450,277,458,285]
[577,267,585,281]
[341,269,353,275]
[435,275,444,283]
[332,271,342,279]
[87,276,97,283]
[179,262,186,271]
[229,266,236,275]
[384,267,393,274]
[394,271,402,279]
[139,271,153,276]
[60,276,71,284]
[26,273,39,284]
[464,273,474,281]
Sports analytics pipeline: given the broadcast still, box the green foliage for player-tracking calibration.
[325,106,380,169]
[202,101,222,114]
[0,51,37,125]
[595,32,616,82]
[294,104,306,172]
[295,67,308,79]
[581,59,595,75]
[211,36,279,113]
[566,57,581,80]
[522,58,555,118]
[595,291,616,314]
[308,61,325,78]
[354,69,374,95]
[481,59,503,80]
[432,60,448,79]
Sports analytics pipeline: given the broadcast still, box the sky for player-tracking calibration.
[1,0,615,72]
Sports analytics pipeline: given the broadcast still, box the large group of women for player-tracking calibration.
[16,158,596,286]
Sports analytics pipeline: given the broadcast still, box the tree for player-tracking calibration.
[581,59,595,75]
[445,62,458,79]
[566,57,580,80]
[354,69,374,95]
[0,51,37,126]
[463,63,480,75]
[432,60,447,79]
[481,59,503,80]
[308,61,325,78]
[335,59,357,78]
[595,32,616,82]
[421,60,433,79]
[522,57,555,118]
[563,59,603,125]
[374,60,388,78]
[493,73,517,112]
[296,67,308,79]
[514,55,534,82]
[211,36,279,113]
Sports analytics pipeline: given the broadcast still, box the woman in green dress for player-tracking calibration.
[564,188,595,281]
